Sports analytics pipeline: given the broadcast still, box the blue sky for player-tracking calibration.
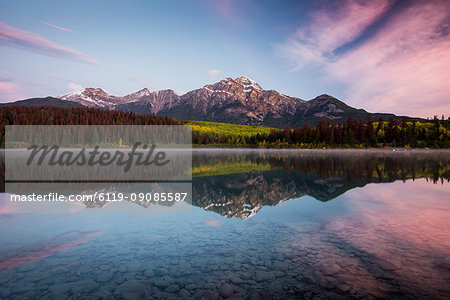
[1,0,449,117]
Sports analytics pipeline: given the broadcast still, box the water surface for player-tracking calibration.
[0,149,449,299]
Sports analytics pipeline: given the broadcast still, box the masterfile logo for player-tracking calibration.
[3,125,192,213]
[26,143,170,172]
[5,125,192,181]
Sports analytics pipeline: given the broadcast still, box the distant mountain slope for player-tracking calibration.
[0,97,84,108]
[286,94,404,128]
[2,77,423,128]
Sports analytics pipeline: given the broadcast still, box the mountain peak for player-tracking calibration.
[119,88,154,104]
[85,87,105,92]
[60,87,110,98]
[132,88,151,97]
[314,94,336,100]
[234,76,262,91]
[59,87,119,107]
[82,87,112,96]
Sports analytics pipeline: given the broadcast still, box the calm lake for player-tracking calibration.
[0,149,449,299]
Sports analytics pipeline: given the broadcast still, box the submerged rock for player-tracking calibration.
[255,271,275,281]
[115,280,149,300]
[49,280,98,295]
[96,272,114,283]
[155,275,175,288]
[219,283,234,297]
[321,262,341,275]
[195,290,220,300]
[166,284,180,293]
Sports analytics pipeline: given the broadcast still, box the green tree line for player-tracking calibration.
[1,106,449,148]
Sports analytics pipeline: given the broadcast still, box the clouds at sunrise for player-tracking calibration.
[279,0,450,117]
[0,22,100,65]
[0,0,449,117]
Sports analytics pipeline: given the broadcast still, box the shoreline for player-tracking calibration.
[191,147,450,152]
[2,147,450,152]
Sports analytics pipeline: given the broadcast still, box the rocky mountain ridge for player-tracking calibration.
[5,76,418,128]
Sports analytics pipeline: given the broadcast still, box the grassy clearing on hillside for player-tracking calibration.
[187,120,274,138]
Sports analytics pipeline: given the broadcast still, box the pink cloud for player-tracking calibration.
[279,0,389,69]
[279,1,450,118]
[0,22,101,65]
[206,69,222,78]
[41,21,75,33]
[326,2,450,117]
[0,81,25,102]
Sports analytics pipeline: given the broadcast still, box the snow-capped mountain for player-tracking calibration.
[120,88,151,103]
[17,76,406,127]
[170,76,306,126]
[59,88,123,108]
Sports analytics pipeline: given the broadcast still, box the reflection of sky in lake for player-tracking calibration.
[1,150,450,298]
[0,177,449,299]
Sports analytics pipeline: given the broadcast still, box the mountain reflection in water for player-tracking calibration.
[1,149,449,218]
[191,150,449,218]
